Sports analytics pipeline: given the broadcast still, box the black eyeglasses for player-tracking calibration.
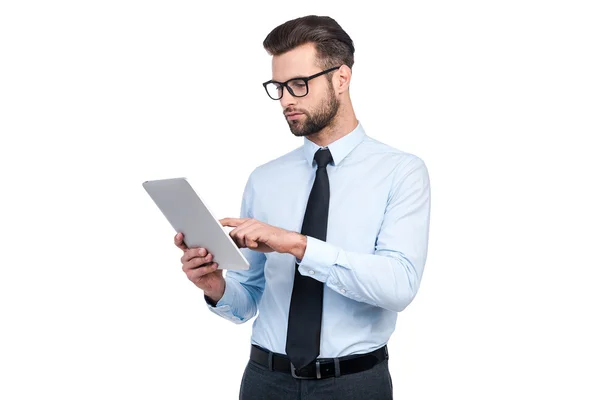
[262,66,341,100]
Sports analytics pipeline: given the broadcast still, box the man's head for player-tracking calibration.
[262,16,355,137]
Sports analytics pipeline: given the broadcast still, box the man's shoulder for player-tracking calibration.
[247,144,305,181]
[361,135,427,170]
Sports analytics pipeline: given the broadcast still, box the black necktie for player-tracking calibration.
[285,147,333,370]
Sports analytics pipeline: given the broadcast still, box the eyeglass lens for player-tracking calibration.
[265,79,308,99]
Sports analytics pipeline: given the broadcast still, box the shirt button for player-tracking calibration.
[309,270,315,275]
[340,288,346,294]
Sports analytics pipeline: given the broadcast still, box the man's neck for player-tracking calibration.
[306,111,359,148]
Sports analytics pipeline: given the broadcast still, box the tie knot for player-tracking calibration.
[314,148,333,168]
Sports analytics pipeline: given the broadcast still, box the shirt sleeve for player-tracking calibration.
[297,156,431,313]
[205,170,267,323]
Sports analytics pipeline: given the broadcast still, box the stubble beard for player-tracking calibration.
[286,85,340,137]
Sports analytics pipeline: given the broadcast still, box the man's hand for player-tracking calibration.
[220,218,307,259]
[174,232,225,303]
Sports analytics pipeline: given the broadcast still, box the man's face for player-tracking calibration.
[271,43,340,137]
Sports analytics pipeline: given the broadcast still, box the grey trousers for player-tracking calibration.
[239,358,394,400]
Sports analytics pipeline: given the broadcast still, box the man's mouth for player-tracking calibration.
[285,112,303,120]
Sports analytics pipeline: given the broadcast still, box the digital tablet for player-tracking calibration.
[142,177,250,270]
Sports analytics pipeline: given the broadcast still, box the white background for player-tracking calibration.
[1,1,599,399]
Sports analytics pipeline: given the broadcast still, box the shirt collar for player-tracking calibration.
[302,121,366,167]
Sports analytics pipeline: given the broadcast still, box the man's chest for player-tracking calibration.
[252,165,392,252]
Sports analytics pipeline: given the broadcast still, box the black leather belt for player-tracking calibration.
[249,344,388,379]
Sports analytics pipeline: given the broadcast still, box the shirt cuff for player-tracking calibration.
[205,277,246,323]
[297,236,340,283]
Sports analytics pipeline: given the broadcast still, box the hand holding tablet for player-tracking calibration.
[143,177,250,271]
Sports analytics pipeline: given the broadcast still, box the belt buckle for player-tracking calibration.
[290,360,321,379]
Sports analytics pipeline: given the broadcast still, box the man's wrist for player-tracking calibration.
[289,232,307,260]
[204,294,218,307]
[204,283,226,307]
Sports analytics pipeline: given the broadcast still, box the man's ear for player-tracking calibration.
[335,65,352,94]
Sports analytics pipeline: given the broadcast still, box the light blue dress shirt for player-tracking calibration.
[207,121,431,358]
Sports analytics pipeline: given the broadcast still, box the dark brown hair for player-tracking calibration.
[263,15,355,69]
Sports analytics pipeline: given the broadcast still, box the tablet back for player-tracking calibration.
[143,177,250,270]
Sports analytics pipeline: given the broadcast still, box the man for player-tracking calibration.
[175,15,430,399]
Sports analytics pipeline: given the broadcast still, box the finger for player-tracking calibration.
[174,232,189,251]
[220,217,249,227]
[182,252,213,271]
[181,247,208,263]
[231,223,263,249]
[229,224,251,248]
[187,262,219,280]
[238,225,261,249]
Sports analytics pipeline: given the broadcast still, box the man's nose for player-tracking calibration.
[280,87,297,108]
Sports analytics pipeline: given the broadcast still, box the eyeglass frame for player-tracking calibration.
[262,66,341,100]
